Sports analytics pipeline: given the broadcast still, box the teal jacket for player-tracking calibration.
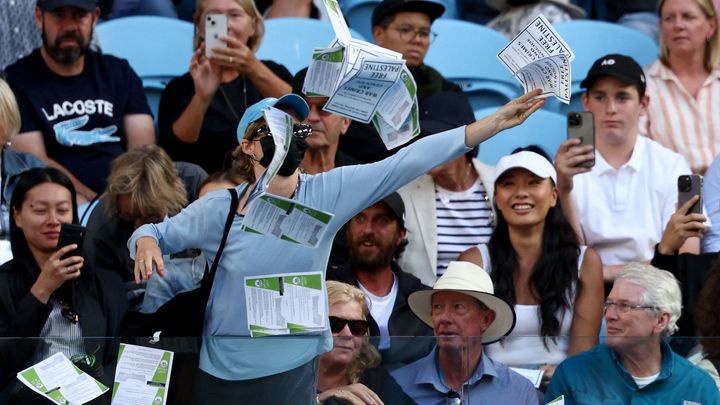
[546,341,720,404]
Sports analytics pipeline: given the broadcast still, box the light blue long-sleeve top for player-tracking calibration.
[128,126,470,380]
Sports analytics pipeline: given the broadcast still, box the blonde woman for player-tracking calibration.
[158,0,292,173]
[641,0,719,174]
[318,281,414,405]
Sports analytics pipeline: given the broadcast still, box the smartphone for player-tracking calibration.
[567,111,595,168]
[57,223,86,260]
[204,13,227,59]
[678,174,703,215]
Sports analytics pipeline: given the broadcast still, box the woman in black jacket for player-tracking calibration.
[0,168,126,404]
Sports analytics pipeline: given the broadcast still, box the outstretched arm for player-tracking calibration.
[464,89,545,148]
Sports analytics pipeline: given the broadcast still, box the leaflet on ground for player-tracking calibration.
[240,192,334,248]
[303,1,420,149]
[17,352,108,405]
[244,107,293,209]
[111,344,174,405]
[497,14,574,104]
[244,271,326,337]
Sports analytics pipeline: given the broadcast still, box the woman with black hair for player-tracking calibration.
[0,168,126,403]
[459,146,603,387]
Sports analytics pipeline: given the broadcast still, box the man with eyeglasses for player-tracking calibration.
[391,261,537,404]
[546,262,719,404]
[372,0,460,97]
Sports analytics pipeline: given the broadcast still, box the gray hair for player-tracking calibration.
[617,262,681,336]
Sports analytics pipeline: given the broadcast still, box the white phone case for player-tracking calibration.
[204,13,227,59]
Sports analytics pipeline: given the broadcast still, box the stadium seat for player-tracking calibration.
[341,0,379,42]
[475,107,567,165]
[96,16,194,119]
[256,18,366,75]
[544,20,659,114]
[424,19,522,111]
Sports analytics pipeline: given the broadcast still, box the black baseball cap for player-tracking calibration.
[37,0,98,11]
[372,0,445,27]
[380,192,405,225]
[580,54,646,97]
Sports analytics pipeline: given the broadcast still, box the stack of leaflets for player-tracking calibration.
[497,14,575,104]
[303,0,420,150]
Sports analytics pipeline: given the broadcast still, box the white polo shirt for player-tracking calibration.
[572,135,691,265]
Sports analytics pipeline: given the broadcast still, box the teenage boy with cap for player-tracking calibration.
[398,91,495,286]
[5,0,154,204]
[391,261,538,404]
[327,192,433,367]
[555,54,696,283]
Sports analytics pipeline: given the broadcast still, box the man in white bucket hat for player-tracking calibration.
[391,261,538,404]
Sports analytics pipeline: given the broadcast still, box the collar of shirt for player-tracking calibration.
[594,135,646,176]
[415,347,500,393]
[607,339,676,388]
[647,59,720,87]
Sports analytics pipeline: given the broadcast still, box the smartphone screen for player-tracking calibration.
[567,111,595,168]
[204,13,228,59]
[57,223,86,260]
[678,174,703,215]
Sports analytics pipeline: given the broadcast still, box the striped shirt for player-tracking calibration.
[33,300,85,364]
[435,179,493,276]
[640,60,720,173]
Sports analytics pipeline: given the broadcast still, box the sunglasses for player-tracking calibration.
[59,301,79,324]
[255,123,312,139]
[329,316,369,336]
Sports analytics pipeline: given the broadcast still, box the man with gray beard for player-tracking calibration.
[327,192,433,368]
[5,0,154,204]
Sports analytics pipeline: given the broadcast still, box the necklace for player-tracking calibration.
[218,76,248,123]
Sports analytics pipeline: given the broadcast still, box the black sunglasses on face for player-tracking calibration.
[255,123,312,139]
[329,316,369,336]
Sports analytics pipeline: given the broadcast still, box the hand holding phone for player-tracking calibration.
[204,13,228,59]
[567,112,595,168]
[678,174,703,215]
[57,223,86,260]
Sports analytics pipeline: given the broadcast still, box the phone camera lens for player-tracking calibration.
[568,113,581,127]
[678,176,691,192]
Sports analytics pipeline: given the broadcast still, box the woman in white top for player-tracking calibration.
[459,146,603,387]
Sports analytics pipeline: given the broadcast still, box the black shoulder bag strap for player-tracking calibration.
[199,187,240,296]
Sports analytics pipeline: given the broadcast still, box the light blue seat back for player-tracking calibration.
[256,17,366,75]
[425,19,522,111]
[476,108,567,165]
[96,16,194,119]
[545,20,659,114]
[341,0,379,42]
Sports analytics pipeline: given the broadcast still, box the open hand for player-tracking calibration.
[493,89,545,132]
[134,237,165,283]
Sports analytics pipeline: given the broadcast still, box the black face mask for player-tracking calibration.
[256,124,311,176]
